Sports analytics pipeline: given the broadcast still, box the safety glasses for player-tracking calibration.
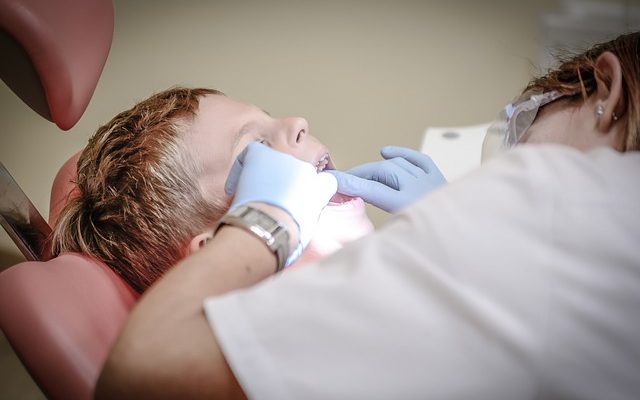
[481,90,565,161]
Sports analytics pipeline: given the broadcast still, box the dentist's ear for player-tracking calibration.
[188,231,214,254]
[593,51,625,134]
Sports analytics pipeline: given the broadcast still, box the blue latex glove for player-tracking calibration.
[327,146,446,213]
[224,142,338,265]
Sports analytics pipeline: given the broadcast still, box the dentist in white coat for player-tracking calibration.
[96,32,640,400]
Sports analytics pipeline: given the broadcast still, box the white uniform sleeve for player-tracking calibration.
[204,145,640,400]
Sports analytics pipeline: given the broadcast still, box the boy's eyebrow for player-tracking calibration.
[234,123,252,147]
[233,109,271,147]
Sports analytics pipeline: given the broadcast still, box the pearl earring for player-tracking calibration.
[595,104,605,120]
[612,112,619,121]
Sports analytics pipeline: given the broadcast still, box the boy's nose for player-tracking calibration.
[283,117,309,147]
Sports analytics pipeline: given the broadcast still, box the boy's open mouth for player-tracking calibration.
[315,153,356,205]
[329,192,355,205]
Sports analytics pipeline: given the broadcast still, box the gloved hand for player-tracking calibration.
[327,146,446,213]
[224,142,338,265]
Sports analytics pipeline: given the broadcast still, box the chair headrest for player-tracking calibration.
[49,150,82,227]
[0,0,114,130]
[0,252,138,399]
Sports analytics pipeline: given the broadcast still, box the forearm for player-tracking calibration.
[96,225,277,400]
[96,142,329,399]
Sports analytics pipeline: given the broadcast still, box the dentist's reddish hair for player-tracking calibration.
[525,31,640,151]
[52,87,227,293]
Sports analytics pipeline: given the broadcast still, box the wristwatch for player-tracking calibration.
[215,205,290,273]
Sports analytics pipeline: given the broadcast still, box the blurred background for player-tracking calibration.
[0,0,638,397]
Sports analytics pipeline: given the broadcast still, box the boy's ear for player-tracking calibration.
[187,231,214,255]
[593,51,625,133]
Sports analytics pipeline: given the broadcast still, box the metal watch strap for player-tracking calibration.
[215,205,290,273]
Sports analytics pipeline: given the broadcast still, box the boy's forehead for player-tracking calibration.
[186,95,267,165]
[192,95,247,137]
[185,95,249,199]
[201,94,268,115]
[196,95,271,137]
[198,94,249,117]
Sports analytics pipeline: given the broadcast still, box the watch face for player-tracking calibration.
[250,210,288,245]
[222,206,290,272]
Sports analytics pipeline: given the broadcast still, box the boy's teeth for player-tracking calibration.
[316,156,329,172]
[315,153,332,172]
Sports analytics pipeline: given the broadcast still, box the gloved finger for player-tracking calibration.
[223,145,250,194]
[346,160,410,190]
[343,161,379,179]
[326,170,365,196]
[387,156,423,178]
[327,170,399,209]
[315,172,338,205]
[381,146,438,174]
[295,172,338,246]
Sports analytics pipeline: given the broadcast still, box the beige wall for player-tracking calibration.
[0,0,562,266]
